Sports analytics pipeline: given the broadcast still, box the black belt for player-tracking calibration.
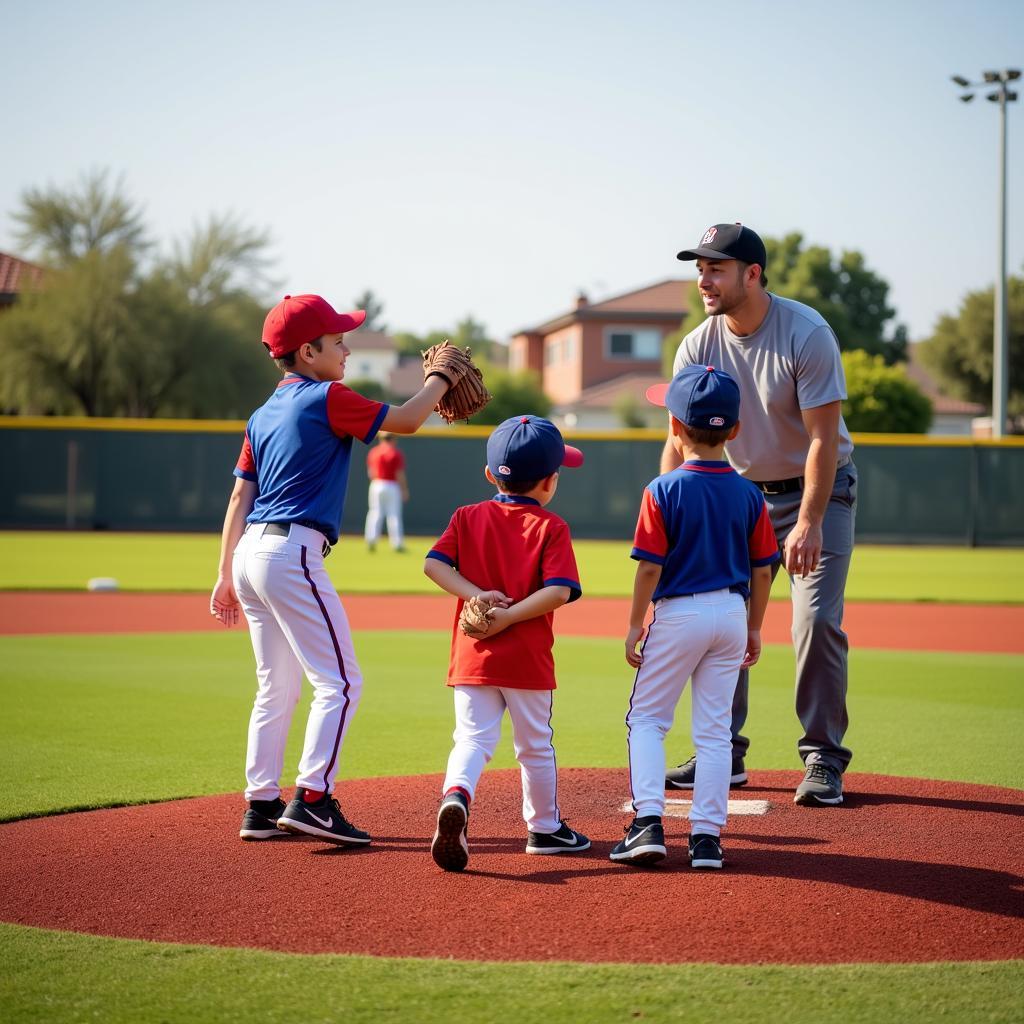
[261,522,332,557]
[752,476,803,495]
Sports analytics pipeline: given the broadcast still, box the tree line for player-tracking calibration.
[1,172,1019,431]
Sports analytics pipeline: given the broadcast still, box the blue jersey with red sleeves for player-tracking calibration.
[632,460,779,601]
[234,374,388,545]
[427,494,581,690]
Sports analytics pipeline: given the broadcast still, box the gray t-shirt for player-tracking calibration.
[674,294,854,481]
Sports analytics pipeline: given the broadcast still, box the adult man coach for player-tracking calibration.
[663,223,857,806]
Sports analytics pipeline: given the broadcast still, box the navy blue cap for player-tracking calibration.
[486,415,584,483]
[677,223,767,270]
[646,364,740,429]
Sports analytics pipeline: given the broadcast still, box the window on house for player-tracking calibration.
[546,338,569,365]
[607,328,661,360]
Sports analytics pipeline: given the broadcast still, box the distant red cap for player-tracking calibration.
[262,294,367,358]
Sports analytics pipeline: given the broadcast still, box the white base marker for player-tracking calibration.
[620,799,770,817]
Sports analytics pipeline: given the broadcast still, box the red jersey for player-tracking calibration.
[366,442,405,482]
[427,494,582,690]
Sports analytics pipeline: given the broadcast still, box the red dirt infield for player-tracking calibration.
[0,591,1020,652]
[1,768,1022,965]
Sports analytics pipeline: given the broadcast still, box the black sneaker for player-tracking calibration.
[239,797,287,840]
[525,821,591,855]
[609,816,667,865]
[665,754,747,790]
[688,833,724,869]
[276,789,372,845]
[431,792,469,872]
[794,762,844,806]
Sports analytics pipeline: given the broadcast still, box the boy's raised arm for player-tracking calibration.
[381,378,450,434]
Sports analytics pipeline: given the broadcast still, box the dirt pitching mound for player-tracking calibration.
[1,768,1021,964]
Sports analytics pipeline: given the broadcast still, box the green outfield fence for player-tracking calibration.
[2,417,1023,545]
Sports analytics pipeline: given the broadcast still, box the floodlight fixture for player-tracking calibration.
[950,67,1020,437]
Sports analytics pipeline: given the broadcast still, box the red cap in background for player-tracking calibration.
[262,294,367,357]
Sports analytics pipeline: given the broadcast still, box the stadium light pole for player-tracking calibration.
[951,68,1020,437]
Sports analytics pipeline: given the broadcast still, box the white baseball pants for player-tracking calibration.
[626,589,747,836]
[232,523,363,802]
[364,480,404,549]
[443,685,562,834]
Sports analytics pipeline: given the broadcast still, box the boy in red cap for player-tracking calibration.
[611,365,778,870]
[424,415,591,872]
[211,294,456,845]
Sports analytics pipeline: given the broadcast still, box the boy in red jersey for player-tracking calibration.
[424,415,591,872]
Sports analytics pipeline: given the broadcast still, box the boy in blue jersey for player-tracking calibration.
[611,365,778,869]
[210,294,455,845]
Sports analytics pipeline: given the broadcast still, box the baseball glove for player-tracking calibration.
[422,341,492,424]
[459,595,496,639]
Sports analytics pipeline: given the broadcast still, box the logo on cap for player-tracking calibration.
[498,465,511,475]
[701,227,718,245]
[710,416,725,427]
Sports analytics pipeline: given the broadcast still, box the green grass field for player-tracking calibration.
[1,531,1023,603]
[1,534,1022,1022]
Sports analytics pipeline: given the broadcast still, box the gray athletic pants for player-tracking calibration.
[731,462,857,773]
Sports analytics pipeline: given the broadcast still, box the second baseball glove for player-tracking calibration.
[459,595,496,639]
[422,341,492,424]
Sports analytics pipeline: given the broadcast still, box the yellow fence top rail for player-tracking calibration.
[1,415,1023,447]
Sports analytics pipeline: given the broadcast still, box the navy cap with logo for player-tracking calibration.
[676,223,767,270]
[486,415,584,483]
[646,364,741,430]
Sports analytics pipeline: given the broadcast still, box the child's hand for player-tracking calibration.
[210,577,240,628]
[625,626,645,668]
[475,589,512,608]
[741,628,762,668]
[482,606,512,638]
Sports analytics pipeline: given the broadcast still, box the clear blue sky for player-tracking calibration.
[3,0,1022,343]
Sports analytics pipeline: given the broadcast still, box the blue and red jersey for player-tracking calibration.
[234,374,388,545]
[427,494,582,691]
[632,460,779,601]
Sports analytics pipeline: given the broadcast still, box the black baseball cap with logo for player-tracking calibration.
[676,223,767,270]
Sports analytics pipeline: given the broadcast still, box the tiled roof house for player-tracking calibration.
[509,279,694,428]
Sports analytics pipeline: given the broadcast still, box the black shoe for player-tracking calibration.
[665,754,747,790]
[239,797,288,840]
[609,816,667,865]
[688,833,724,869]
[794,761,844,806]
[431,792,469,872]
[276,789,372,845]
[525,821,591,855]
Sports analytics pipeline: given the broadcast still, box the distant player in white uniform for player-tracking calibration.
[209,293,455,843]
[612,365,777,869]
[665,224,858,807]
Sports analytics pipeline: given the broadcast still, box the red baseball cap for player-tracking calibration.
[262,294,367,358]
